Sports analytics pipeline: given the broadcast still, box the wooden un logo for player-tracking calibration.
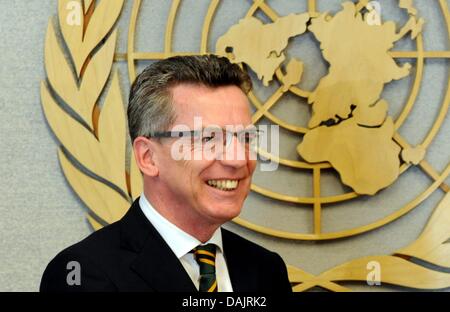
[41,0,450,291]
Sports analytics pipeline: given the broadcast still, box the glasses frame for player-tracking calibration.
[146,126,262,148]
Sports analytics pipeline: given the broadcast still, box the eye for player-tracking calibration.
[242,131,258,143]
[202,135,215,143]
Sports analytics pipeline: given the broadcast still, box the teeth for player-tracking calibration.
[207,179,238,191]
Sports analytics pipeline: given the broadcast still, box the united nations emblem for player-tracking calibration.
[41,0,450,291]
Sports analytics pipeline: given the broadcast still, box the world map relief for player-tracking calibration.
[216,1,424,195]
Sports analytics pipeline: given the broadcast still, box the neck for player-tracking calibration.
[143,187,220,243]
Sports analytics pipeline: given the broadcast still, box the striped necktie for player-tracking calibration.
[193,244,218,292]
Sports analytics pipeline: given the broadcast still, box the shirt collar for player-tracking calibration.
[139,194,223,258]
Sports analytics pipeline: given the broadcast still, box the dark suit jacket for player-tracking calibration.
[40,199,292,292]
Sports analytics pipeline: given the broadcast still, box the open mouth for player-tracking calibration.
[206,179,239,191]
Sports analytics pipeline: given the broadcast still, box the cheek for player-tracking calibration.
[160,158,192,188]
[188,161,213,191]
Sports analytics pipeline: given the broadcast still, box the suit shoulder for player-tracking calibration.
[222,229,292,292]
[60,220,121,259]
[40,222,121,292]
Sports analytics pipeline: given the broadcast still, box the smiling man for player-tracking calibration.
[40,55,291,292]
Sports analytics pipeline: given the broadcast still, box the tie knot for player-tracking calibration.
[193,244,216,264]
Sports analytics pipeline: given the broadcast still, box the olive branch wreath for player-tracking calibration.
[41,0,140,229]
[41,0,450,291]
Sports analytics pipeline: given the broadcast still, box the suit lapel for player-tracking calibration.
[130,233,197,292]
[119,200,259,292]
[120,199,197,292]
[222,229,259,292]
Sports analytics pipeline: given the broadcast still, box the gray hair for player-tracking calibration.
[127,54,252,142]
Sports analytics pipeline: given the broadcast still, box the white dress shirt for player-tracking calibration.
[139,194,233,292]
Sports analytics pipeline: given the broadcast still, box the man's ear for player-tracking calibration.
[133,137,160,177]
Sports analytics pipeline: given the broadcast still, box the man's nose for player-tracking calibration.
[218,135,249,168]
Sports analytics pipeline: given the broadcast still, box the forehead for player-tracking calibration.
[170,83,251,127]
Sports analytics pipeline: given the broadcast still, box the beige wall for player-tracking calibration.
[0,0,449,291]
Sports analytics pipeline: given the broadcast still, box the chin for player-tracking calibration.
[197,183,249,221]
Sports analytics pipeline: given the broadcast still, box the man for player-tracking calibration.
[40,55,291,292]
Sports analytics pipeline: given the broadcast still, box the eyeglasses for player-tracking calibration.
[146,126,262,149]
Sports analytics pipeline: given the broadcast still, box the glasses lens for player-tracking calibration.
[188,126,261,152]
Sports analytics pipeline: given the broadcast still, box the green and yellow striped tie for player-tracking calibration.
[193,244,217,292]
